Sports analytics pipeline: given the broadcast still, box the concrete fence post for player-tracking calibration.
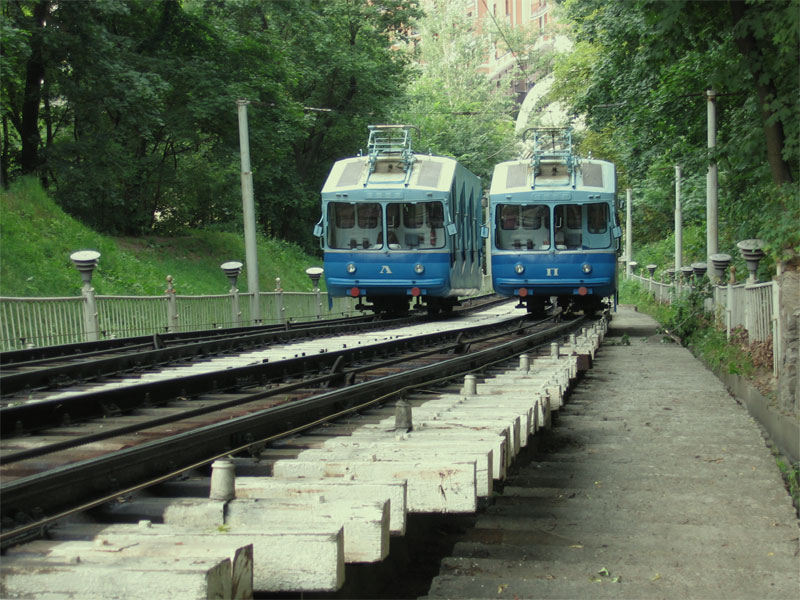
[165,275,178,333]
[230,287,241,327]
[744,287,753,343]
[394,398,413,432]
[209,459,235,501]
[275,278,286,326]
[724,281,732,340]
[82,285,99,341]
[646,264,657,294]
[625,188,632,277]
[306,268,324,320]
[462,374,478,396]
[771,278,781,377]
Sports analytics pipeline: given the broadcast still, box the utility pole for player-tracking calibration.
[625,188,632,277]
[706,89,719,262]
[237,99,261,324]
[675,165,682,272]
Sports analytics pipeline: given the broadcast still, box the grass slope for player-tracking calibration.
[0,178,323,297]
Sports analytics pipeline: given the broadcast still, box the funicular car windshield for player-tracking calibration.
[327,202,382,250]
[327,201,446,250]
[387,201,445,249]
[496,202,612,251]
[495,204,551,250]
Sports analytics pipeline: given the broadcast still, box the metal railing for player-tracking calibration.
[710,282,776,344]
[1,296,86,348]
[629,272,780,375]
[0,290,364,352]
[2,241,496,352]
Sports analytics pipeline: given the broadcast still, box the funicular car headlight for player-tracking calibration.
[346,262,357,274]
[581,262,592,274]
[414,263,425,274]
[514,263,525,274]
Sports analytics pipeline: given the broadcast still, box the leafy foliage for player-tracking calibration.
[551,0,799,265]
[2,0,420,252]
[775,457,800,512]
[388,0,517,180]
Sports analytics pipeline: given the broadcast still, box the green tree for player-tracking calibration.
[1,0,49,180]
[389,0,517,180]
[550,0,799,260]
[232,0,422,249]
[3,0,250,233]
[2,0,421,251]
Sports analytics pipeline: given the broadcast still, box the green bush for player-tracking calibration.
[620,278,757,379]
[775,458,800,511]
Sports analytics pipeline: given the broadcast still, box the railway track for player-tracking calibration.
[0,294,502,398]
[0,301,606,598]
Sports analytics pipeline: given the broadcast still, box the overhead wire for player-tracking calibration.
[480,0,532,85]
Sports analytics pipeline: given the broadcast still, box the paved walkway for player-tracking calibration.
[425,306,800,599]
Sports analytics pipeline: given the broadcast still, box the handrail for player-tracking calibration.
[627,273,779,375]
[0,292,365,352]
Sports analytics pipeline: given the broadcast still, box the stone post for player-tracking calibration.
[165,275,178,333]
[274,278,286,326]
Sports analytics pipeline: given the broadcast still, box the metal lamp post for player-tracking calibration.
[709,253,731,285]
[710,253,733,339]
[237,99,261,324]
[680,265,694,291]
[646,264,657,293]
[691,262,708,282]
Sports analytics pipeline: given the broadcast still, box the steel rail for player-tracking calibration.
[0,315,582,546]
[0,304,520,436]
[0,293,501,366]
[0,316,385,396]
[0,317,552,465]
[0,315,371,365]
[0,293,501,367]
[0,295,505,396]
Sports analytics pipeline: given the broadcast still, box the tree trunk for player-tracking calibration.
[729,0,793,185]
[751,79,793,186]
[20,0,49,176]
[1,114,9,188]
